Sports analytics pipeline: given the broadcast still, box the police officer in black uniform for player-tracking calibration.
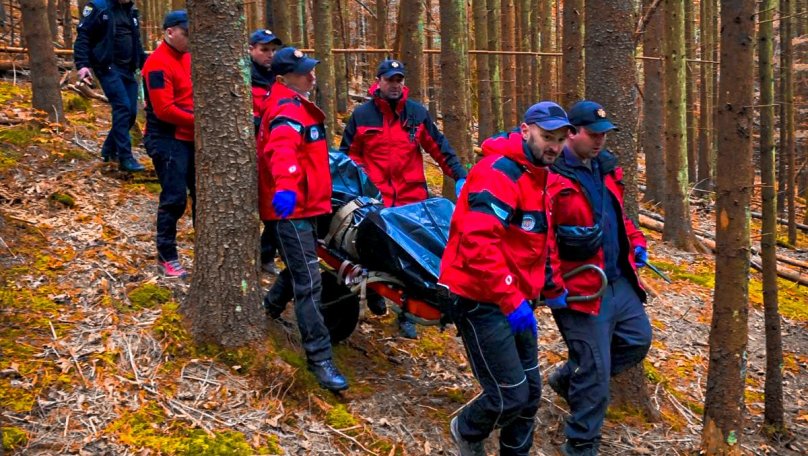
[74,0,146,172]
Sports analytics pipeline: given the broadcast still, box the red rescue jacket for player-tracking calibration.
[257,83,332,221]
[338,83,466,207]
[546,149,647,315]
[439,132,565,315]
[142,41,194,142]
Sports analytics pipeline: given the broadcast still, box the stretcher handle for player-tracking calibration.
[535,264,608,305]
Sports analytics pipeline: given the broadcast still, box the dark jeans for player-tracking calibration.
[96,65,138,161]
[260,220,276,264]
[454,298,541,456]
[264,218,332,362]
[551,276,652,442]
[146,136,195,262]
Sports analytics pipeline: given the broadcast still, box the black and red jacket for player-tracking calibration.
[257,83,332,221]
[439,132,565,316]
[339,84,466,207]
[251,60,275,134]
[546,148,647,315]
[142,41,194,142]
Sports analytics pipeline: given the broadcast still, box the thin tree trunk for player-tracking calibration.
[501,0,517,126]
[398,0,424,101]
[47,0,57,42]
[702,1,755,453]
[313,0,336,138]
[529,0,540,104]
[184,0,264,346]
[376,0,387,49]
[439,0,472,174]
[561,0,584,108]
[61,0,72,49]
[642,0,665,203]
[780,0,797,245]
[333,0,348,114]
[20,0,63,122]
[515,0,530,115]
[270,0,292,46]
[472,0,492,140]
[696,0,715,193]
[539,0,553,100]
[487,0,503,132]
[758,0,785,435]
[684,0,696,184]
[426,4,438,118]
[662,0,695,250]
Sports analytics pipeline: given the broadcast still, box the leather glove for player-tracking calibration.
[545,289,569,310]
[455,178,466,198]
[77,67,93,84]
[506,300,537,337]
[634,246,648,268]
[272,190,297,219]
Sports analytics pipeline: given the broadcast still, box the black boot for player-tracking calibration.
[548,366,570,405]
[119,157,145,172]
[307,359,348,392]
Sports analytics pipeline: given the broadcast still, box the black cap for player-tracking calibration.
[162,10,188,30]
[567,100,619,133]
[249,29,282,46]
[271,47,319,75]
[376,59,405,78]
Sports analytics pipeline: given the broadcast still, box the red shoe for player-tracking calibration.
[158,259,188,278]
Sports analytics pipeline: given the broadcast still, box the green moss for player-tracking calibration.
[49,192,77,208]
[197,344,256,373]
[748,277,808,322]
[643,360,665,384]
[325,404,357,429]
[0,379,37,412]
[153,302,195,358]
[0,83,30,104]
[0,125,42,146]
[0,147,22,170]
[127,283,172,310]
[63,93,94,112]
[2,426,28,451]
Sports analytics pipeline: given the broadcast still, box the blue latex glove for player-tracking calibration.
[634,246,648,268]
[455,178,466,198]
[272,190,297,219]
[545,289,568,310]
[506,300,537,336]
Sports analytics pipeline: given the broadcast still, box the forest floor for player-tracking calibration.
[1,81,807,456]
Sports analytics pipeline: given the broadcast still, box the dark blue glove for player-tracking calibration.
[545,289,568,310]
[272,190,297,219]
[634,246,648,268]
[455,178,466,198]
[506,300,537,336]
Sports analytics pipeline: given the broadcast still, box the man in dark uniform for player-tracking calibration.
[74,0,146,172]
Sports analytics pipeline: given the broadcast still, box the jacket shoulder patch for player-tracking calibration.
[147,70,165,89]
[492,157,525,183]
[82,4,94,16]
[277,98,301,107]
[269,117,304,133]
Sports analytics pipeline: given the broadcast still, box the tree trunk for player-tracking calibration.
[47,0,57,44]
[702,1,755,453]
[398,0,424,101]
[641,0,665,203]
[313,0,337,139]
[61,0,72,49]
[609,363,659,421]
[290,0,304,47]
[758,0,785,434]
[500,0,517,126]
[539,0,553,100]
[585,0,640,221]
[684,0,696,185]
[515,0,530,115]
[472,0,493,141]
[333,0,348,114]
[780,0,797,245]
[20,0,64,123]
[696,0,715,193]
[185,0,264,347]
[661,0,695,250]
[561,0,584,108]
[439,0,471,187]
[426,5,438,119]
[487,0,503,132]
[270,0,292,46]
[376,0,387,49]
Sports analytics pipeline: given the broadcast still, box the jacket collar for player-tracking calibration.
[251,60,275,88]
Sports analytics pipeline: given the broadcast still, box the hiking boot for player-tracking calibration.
[307,359,348,392]
[450,416,485,456]
[262,261,281,275]
[398,316,418,339]
[102,151,118,162]
[559,439,600,456]
[366,294,387,316]
[548,366,570,405]
[119,157,145,172]
[158,259,188,278]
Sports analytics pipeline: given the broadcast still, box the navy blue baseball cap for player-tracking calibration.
[376,59,405,78]
[271,47,319,75]
[163,10,188,30]
[249,29,282,46]
[567,100,619,133]
[523,101,576,133]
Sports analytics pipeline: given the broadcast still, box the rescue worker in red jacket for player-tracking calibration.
[339,59,468,338]
[248,28,283,276]
[142,10,194,278]
[258,47,347,393]
[545,101,652,456]
[439,102,571,456]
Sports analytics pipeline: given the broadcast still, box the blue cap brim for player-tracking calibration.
[582,120,618,133]
[252,37,282,45]
[379,70,405,79]
[293,58,319,74]
[535,119,577,134]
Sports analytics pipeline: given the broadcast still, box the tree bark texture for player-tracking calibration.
[20,0,64,122]
[661,0,695,250]
[333,0,348,114]
[47,0,57,43]
[609,363,659,422]
[61,0,72,49]
[515,0,530,115]
[696,0,715,193]
[684,0,696,185]
[757,0,785,433]
[561,0,584,108]
[185,0,264,347]
[585,0,640,222]
[313,0,337,139]
[487,0,503,132]
[270,0,292,46]
[472,0,493,141]
[426,5,438,118]
[439,0,472,179]
[702,1,755,453]
[376,0,387,49]
[500,0,517,127]
[641,0,665,203]
[398,0,425,101]
[538,0,553,101]
[779,0,797,245]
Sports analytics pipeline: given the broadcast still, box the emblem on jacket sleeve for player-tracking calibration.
[82,4,93,16]
[521,215,536,232]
